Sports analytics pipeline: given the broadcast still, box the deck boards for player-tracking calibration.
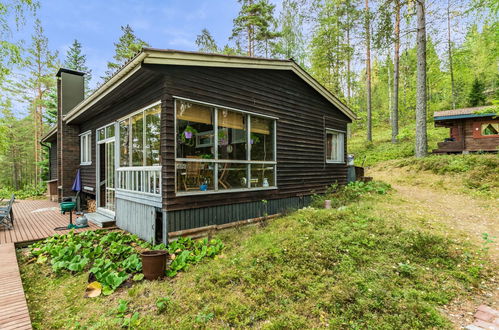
[0,243,32,330]
[0,199,99,245]
[0,199,108,330]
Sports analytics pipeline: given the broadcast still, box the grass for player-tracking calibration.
[374,154,499,198]
[349,122,448,167]
[19,182,495,329]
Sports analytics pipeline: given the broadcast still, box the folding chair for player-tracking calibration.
[0,194,15,230]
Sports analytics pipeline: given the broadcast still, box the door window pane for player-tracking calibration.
[176,100,214,159]
[251,116,274,161]
[176,161,214,192]
[106,125,115,139]
[218,163,248,190]
[131,112,144,166]
[98,128,105,141]
[145,105,161,166]
[250,164,275,188]
[218,109,247,160]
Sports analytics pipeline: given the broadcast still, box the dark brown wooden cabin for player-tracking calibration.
[433,106,498,154]
[42,49,356,243]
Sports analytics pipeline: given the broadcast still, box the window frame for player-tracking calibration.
[479,121,499,138]
[79,130,92,165]
[325,128,345,164]
[174,96,278,196]
[116,101,162,167]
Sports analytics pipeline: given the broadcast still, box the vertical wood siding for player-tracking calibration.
[116,198,157,243]
[77,70,165,194]
[167,196,311,232]
[157,65,351,211]
[49,140,57,180]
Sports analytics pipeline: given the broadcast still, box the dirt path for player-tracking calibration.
[370,167,499,328]
[370,167,499,261]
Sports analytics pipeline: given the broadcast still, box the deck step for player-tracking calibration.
[86,212,115,228]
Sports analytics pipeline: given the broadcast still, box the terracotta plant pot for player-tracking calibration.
[140,250,168,280]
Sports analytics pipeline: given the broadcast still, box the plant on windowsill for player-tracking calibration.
[218,130,228,146]
[250,133,260,145]
[181,125,198,146]
[200,154,214,159]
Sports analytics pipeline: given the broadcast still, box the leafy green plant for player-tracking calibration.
[156,297,172,313]
[29,229,224,295]
[114,299,140,328]
[312,180,392,208]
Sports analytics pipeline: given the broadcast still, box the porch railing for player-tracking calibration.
[116,166,161,195]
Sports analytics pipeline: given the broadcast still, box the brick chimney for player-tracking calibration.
[56,68,85,200]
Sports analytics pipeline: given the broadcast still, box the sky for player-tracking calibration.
[13,0,250,89]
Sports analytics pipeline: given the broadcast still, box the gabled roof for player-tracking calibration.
[434,106,497,121]
[64,48,356,123]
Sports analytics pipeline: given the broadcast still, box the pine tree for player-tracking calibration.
[64,39,92,84]
[273,0,306,64]
[103,25,150,80]
[365,0,372,142]
[415,0,428,158]
[231,0,280,57]
[468,77,486,106]
[62,39,92,100]
[195,29,219,53]
[10,19,59,183]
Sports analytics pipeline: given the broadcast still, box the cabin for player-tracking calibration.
[41,48,356,244]
[433,106,498,154]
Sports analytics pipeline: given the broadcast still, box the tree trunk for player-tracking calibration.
[447,0,456,109]
[365,0,372,142]
[392,0,400,143]
[415,0,428,158]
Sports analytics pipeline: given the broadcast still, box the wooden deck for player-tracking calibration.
[0,199,99,245]
[0,199,107,330]
[0,243,32,329]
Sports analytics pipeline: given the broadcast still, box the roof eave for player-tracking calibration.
[434,113,497,121]
[65,49,356,123]
[41,126,57,142]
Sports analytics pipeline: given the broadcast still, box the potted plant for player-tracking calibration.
[218,130,228,146]
[250,133,260,145]
[181,125,198,146]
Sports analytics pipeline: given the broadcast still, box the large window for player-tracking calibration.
[119,103,161,167]
[175,98,276,194]
[116,102,161,195]
[326,129,345,163]
[80,131,92,165]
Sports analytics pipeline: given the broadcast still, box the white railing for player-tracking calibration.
[116,166,161,195]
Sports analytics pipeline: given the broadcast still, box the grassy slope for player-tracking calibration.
[349,122,447,167]
[20,186,495,329]
[349,122,498,198]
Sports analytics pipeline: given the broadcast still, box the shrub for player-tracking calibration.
[0,183,46,199]
[311,180,392,208]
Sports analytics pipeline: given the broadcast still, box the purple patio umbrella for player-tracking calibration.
[71,168,82,212]
[72,168,82,192]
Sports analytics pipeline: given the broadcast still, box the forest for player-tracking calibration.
[0,0,497,196]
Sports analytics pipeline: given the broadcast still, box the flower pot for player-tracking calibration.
[140,250,168,280]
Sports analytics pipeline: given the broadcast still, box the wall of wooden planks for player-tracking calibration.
[158,65,351,212]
